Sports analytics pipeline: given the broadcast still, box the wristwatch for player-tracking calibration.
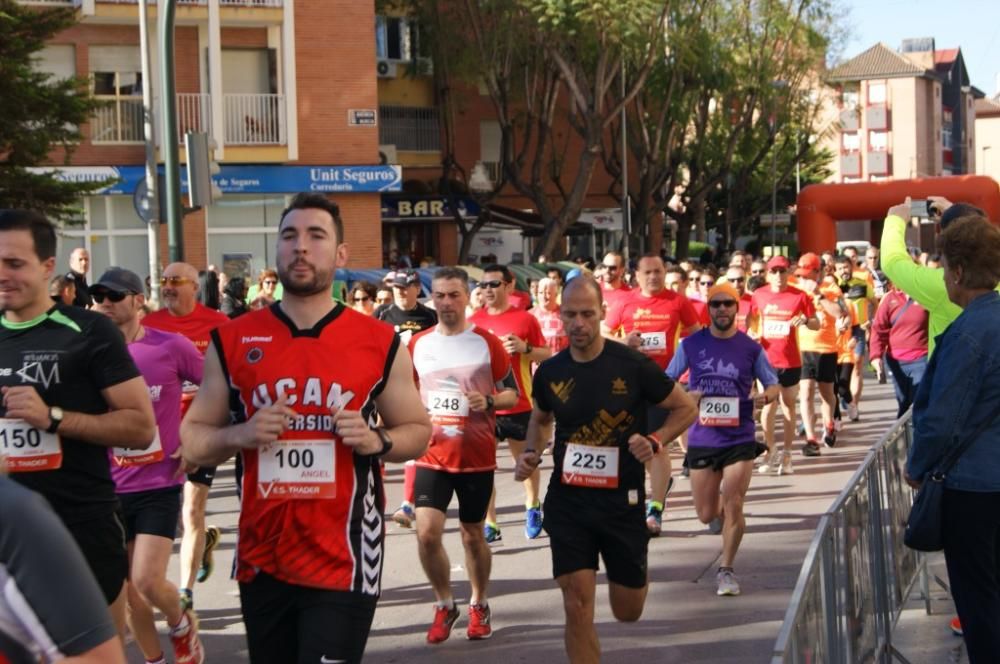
[47,406,64,434]
[485,395,495,411]
[524,342,533,354]
[372,427,394,457]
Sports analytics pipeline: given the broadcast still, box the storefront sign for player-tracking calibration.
[381,196,480,221]
[577,208,623,231]
[29,164,403,195]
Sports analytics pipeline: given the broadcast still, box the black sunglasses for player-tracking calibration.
[480,280,505,289]
[91,290,131,304]
[353,295,371,302]
[709,299,738,308]
[727,277,745,283]
[699,280,715,286]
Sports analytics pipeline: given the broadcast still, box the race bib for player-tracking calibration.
[561,442,619,489]
[258,438,336,500]
[699,396,740,427]
[763,319,792,338]
[428,390,469,418]
[112,428,165,467]
[639,331,667,352]
[0,418,62,472]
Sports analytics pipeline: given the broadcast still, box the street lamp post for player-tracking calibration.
[770,80,788,256]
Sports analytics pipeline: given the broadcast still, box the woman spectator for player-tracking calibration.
[350,280,378,316]
[870,277,929,417]
[197,270,220,310]
[250,268,279,310]
[220,277,249,319]
[905,216,1000,663]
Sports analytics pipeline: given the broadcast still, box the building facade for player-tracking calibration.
[974,96,1000,183]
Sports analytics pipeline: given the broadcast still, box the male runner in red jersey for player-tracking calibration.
[182,193,432,663]
[599,251,633,312]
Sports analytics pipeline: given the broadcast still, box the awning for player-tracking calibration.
[486,204,593,237]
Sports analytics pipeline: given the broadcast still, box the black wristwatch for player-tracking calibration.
[485,395,495,411]
[524,342,533,354]
[46,407,64,434]
[372,427,394,457]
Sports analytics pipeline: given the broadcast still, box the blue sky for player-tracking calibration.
[842,0,1000,95]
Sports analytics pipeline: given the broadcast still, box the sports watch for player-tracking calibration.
[372,427,394,457]
[47,406,64,434]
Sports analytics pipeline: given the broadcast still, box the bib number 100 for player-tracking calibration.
[274,447,314,469]
[0,428,41,449]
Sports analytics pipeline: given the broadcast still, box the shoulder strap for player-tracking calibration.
[890,296,913,328]
[934,409,1000,478]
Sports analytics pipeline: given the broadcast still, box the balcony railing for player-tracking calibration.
[223,93,286,145]
[92,97,145,144]
[91,92,285,146]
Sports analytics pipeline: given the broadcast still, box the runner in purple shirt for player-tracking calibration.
[666,282,778,597]
[91,268,205,664]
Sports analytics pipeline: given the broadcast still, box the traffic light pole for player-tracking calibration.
[138,0,160,303]
[158,0,183,262]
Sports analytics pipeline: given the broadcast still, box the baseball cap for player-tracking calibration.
[706,282,740,303]
[94,267,144,294]
[939,202,987,230]
[795,252,821,276]
[766,255,790,270]
[392,269,420,288]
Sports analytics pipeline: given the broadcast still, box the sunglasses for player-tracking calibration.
[91,290,131,304]
[709,299,738,309]
[262,280,277,286]
[727,277,745,283]
[699,280,715,286]
[353,295,371,303]
[160,276,193,287]
[480,280,505,289]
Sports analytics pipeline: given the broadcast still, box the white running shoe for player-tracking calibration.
[779,451,794,475]
[716,569,741,596]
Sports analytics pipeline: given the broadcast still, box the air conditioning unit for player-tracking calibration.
[379,144,398,165]
[376,60,397,78]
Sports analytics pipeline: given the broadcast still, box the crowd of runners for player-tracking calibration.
[0,191,990,664]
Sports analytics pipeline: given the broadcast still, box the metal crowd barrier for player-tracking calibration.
[771,412,927,664]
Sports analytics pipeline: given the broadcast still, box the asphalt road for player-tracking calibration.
[132,379,939,663]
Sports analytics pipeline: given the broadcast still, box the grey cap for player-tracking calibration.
[94,267,144,294]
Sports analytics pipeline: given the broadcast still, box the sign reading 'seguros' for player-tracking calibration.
[28,164,403,195]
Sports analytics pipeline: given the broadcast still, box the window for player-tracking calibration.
[869,131,888,151]
[842,132,861,152]
[842,87,859,109]
[868,82,886,105]
[378,105,440,151]
[375,16,422,61]
[34,45,76,80]
[89,46,143,143]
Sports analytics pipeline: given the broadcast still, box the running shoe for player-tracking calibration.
[779,451,794,476]
[179,588,193,612]
[484,522,502,544]
[392,502,415,528]
[427,604,460,644]
[645,503,663,536]
[758,450,780,474]
[823,425,837,448]
[196,526,221,583]
[716,569,741,596]
[848,403,860,422]
[802,441,822,457]
[949,616,962,636]
[833,417,843,432]
[466,603,493,640]
[169,610,205,664]
[524,507,543,539]
[708,516,723,535]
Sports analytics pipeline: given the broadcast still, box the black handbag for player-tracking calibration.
[905,413,999,551]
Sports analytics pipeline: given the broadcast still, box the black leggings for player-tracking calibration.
[834,363,853,419]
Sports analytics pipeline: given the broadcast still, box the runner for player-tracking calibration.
[666,282,779,596]
[530,276,569,354]
[603,254,701,535]
[794,255,848,456]
[0,209,156,634]
[723,266,753,332]
[469,264,551,542]
[143,261,229,610]
[379,269,439,530]
[409,267,518,644]
[91,267,205,664]
[835,255,874,420]
[180,192,432,663]
[747,255,818,475]
[598,251,634,311]
[514,277,697,664]
[0,475,127,664]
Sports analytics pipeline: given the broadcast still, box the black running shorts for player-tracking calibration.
[495,411,531,442]
[118,485,182,541]
[687,442,763,472]
[775,367,802,388]
[186,465,217,487]
[543,495,649,588]
[66,510,129,605]
[413,467,494,524]
[240,571,377,664]
[801,352,837,383]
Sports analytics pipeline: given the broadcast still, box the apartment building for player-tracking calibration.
[26,0,389,282]
[823,38,980,184]
[974,95,1000,182]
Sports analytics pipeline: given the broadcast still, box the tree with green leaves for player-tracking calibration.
[0,0,105,221]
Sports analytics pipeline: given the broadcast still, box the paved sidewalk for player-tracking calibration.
[140,378,962,663]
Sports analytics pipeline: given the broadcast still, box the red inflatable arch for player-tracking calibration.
[796,175,1000,253]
